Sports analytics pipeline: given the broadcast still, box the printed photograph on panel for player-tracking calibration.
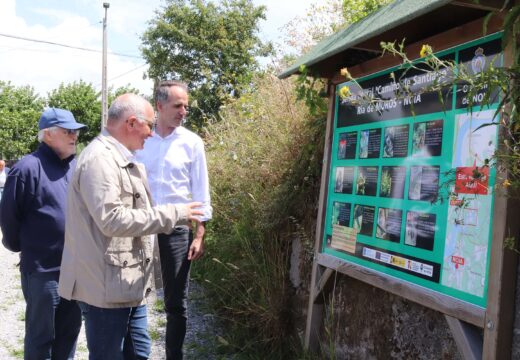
[409,166,422,200]
[383,125,409,158]
[337,132,358,159]
[408,166,440,202]
[412,120,443,157]
[353,204,375,236]
[376,208,403,242]
[332,201,351,227]
[380,166,406,198]
[353,204,363,232]
[359,130,369,158]
[334,167,344,193]
[383,126,395,157]
[405,211,419,246]
[405,211,436,250]
[412,122,426,155]
[356,167,378,196]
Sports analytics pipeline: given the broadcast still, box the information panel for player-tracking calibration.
[323,33,502,308]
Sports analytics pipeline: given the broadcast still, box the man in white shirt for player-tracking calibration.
[136,81,212,360]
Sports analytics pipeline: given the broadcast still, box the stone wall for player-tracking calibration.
[510,259,520,359]
[320,276,461,359]
[291,238,464,359]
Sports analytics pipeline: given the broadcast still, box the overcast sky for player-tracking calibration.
[0,0,317,97]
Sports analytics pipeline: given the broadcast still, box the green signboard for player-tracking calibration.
[323,33,502,308]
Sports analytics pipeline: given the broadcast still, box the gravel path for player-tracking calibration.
[0,233,219,359]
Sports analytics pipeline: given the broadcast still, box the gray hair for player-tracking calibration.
[37,126,59,143]
[155,80,188,105]
[108,93,148,123]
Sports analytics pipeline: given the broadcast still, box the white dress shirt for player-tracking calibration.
[136,126,212,222]
[105,129,135,162]
[0,168,7,188]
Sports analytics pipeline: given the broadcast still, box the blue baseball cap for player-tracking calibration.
[38,108,87,130]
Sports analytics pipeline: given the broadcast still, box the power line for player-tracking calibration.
[109,64,148,82]
[0,32,143,59]
[94,63,149,89]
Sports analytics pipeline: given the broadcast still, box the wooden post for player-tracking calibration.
[445,315,483,359]
[304,81,336,352]
[482,15,520,357]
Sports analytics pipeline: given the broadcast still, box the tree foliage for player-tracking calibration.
[0,81,43,160]
[108,84,142,103]
[285,0,391,119]
[47,80,102,144]
[342,0,393,24]
[47,81,143,145]
[141,0,271,128]
[279,0,391,59]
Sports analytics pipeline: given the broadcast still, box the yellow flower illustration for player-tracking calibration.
[502,179,511,187]
[338,86,351,99]
[420,44,432,58]
[340,67,351,79]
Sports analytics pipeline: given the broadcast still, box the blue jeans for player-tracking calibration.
[158,226,193,360]
[20,271,82,360]
[78,302,151,360]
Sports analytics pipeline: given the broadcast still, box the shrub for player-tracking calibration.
[193,72,325,357]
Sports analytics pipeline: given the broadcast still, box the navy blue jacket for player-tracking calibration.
[0,143,75,273]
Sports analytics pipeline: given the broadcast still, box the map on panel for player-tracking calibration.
[441,110,497,297]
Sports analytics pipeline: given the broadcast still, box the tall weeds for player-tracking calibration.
[193,72,325,357]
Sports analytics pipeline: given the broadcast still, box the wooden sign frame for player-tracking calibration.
[304,13,519,359]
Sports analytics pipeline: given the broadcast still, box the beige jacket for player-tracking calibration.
[59,133,188,308]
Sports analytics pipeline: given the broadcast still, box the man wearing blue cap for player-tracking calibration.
[0,108,87,360]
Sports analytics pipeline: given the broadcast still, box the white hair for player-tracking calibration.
[37,126,60,143]
[107,93,148,123]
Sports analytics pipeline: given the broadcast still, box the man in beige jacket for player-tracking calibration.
[59,93,202,360]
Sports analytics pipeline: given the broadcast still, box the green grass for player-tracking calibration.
[17,311,25,322]
[8,345,24,359]
[76,343,88,353]
[156,317,166,328]
[152,299,165,313]
[149,327,161,341]
[191,73,325,358]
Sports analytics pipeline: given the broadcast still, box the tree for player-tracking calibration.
[141,0,271,128]
[342,0,393,24]
[280,0,392,119]
[47,80,102,144]
[279,0,345,58]
[279,0,391,59]
[0,81,43,160]
[108,84,142,104]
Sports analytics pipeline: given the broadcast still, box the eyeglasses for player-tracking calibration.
[62,129,80,136]
[135,116,156,129]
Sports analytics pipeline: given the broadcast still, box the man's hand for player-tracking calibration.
[186,202,203,222]
[188,236,204,261]
[188,221,206,261]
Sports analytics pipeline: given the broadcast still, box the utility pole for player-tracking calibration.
[101,2,110,129]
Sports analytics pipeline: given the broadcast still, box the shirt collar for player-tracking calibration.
[152,125,186,140]
[100,129,136,163]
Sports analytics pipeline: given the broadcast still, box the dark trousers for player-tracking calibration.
[78,302,151,360]
[21,271,82,360]
[158,226,192,360]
